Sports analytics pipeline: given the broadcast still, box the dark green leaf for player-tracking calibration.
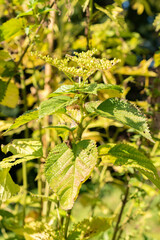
[0,79,7,102]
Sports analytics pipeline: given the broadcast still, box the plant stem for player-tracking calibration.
[64,209,71,239]
[20,68,28,224]
[111,184,129,240]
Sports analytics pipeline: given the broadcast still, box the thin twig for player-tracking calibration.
[15,0,56,69]
[112,184,129,240]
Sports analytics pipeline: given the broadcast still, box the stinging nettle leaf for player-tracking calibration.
[1,139,42,168]
[108,144,160,189]
[45,140,98,210]
[2,139,43,157]
[3,109,38,134]
[39,95,77,119]
[96,98,154,142]
[68,217,112,240]
[0,154,38,168]
[0,18,27,42]
[49,83,122,97]
[0,167,20,203]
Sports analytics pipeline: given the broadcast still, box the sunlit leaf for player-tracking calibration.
[45,140,98,209]
[49,83,122,97]
[68,217,112,240]
[2,139,43,157]
[109,144,160,189]
[0,167,20,203]
[39,95,77,119]
[0,154,38,168]
[96,98,153,142]
[3,109,38,134]
[0,18,27,41]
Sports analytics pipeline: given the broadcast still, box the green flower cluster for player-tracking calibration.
[34,49,120,81]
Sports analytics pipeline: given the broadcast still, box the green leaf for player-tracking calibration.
[109,144,160,189]
[45,140,98,210]
[0,82,19,108]
[3,109,38,134]
[48,85,77,96]
[1,139,42,168]
[0,167,20,203]
[0,18,27,42]
[68,217,112,240]
[49,83,122,97]
[153,14,160,32]
[0,59,15,77]
[0,50,11,61]
[85,101,102,114]
[39,95,77,119]
[0,79,7,102]
[2,139,43,157]
[0,154,37,168]
[45,125,76,132]
[96,98,153,142]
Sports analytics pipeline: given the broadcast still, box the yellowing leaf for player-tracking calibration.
[0,167,20,203]
[45,140,98,210]
[68,217,112,240]
[1,82,19,108]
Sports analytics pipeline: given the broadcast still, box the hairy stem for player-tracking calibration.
[112,184,129,240]
[64,209,71,239]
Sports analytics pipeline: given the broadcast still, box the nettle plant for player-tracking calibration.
[1,49,160,239]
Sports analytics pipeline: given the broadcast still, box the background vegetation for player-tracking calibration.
[0,0,160,239]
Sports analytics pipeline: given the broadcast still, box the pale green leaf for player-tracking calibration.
[39,95,77,119]
[0,154,37,168]
[153,14,160,32]
[0,18,27,42]
[3,109,38,134]
[68,217,112,240]
[48,85,76,96]
[45,140,98,210]
[0,167,20,203]
[109,144,160,189]
[85,101,102,113]
[45,125,76,132]
[97,98,153,142]
[2,139,43,157]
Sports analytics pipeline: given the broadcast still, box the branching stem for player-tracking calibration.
[112,184,129,240]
